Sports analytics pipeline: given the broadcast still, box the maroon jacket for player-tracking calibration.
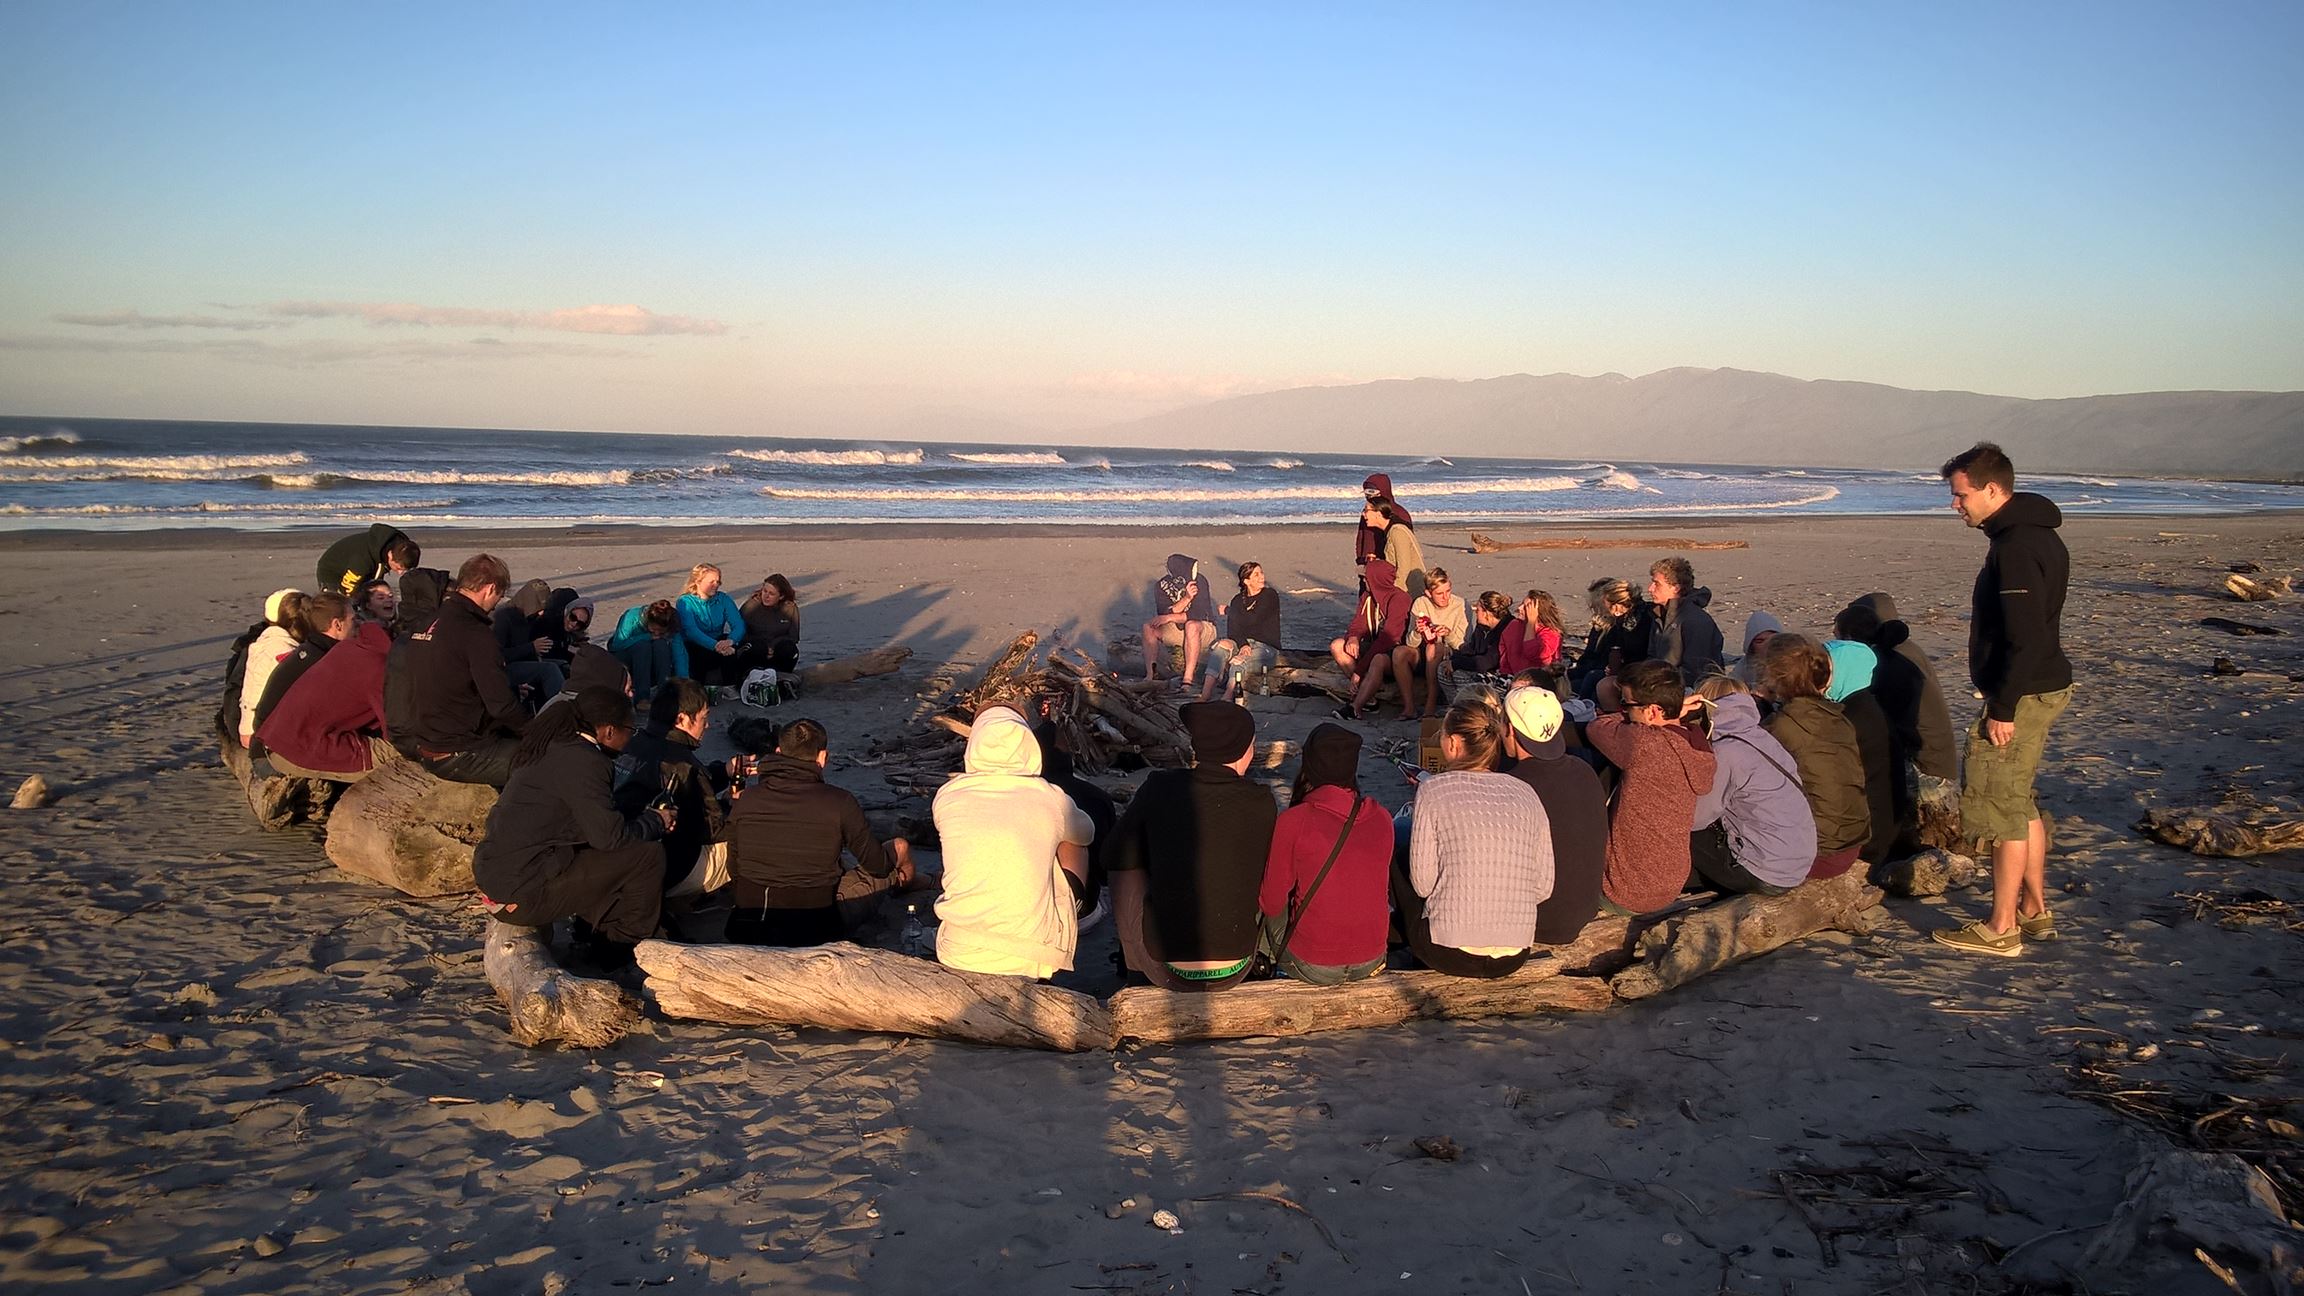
[1587,714,1717,913]
[1354,473,1414,565]
[258,621,391,775]
[1354,560,1413,655]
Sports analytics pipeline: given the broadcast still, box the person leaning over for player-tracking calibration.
[1108,702,1278,992]
[608,599,688,700]
[613,677,740,900]
[393,553,529,788]
[724,718,915,947]
[932,705,1095,979]
[472,686,672,972]
[1257,723,1394,984]
[1933,441,2073,957]
[1396,698,1552,978]
[316,523,420,596]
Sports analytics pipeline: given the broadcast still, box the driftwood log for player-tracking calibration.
[219,727,337,830]
[798,645,913,689]
[2138,807,2304,859]
[2080,1149,2303,1292]
[483,919,639,1048]
[1469,532,1751,554]
[2225,572,2291,602]
[1874,847,1982,898]
[1610,869,1884,1001]
[1107,915,1634,1044]
[323,751,495,896]
[635,939,1115,1052]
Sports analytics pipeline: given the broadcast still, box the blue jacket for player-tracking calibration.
[608,604,689,680]
[676,592,747,654]
[1691,693,1817,888]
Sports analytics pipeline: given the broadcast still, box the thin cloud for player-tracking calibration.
[0,333,631,366]
[52,309,291,332]
[265,300,728,336]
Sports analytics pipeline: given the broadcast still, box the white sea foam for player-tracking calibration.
[0,451,312,476]
[1182,459,1236,472]
[2,497,459,516]
[1597,469,1644,491]
[949,451,1066,465]
[0,430,83,454]
[1265,457,1304,469]
[761,475,1583,505]
[1414,485,1844,519]
[1654,468,1713,479]
[726,447,926,466]
[256,468,631,487]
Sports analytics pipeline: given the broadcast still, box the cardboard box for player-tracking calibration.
[1418,716,1445,771]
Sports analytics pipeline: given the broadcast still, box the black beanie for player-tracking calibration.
[1294,722,1361,799]
[1178,701,1255,766]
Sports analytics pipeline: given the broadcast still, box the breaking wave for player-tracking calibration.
[949,451,1066,465]
[762,475,1585,505]
[726,447,926,467]
[0,451,311,477]
[0,430,82,454]
[254,468,631,488]
[1265,457,1304,469]
[1182,459,1236,472]
[1596,469,1644,491]
[2,497,460,516]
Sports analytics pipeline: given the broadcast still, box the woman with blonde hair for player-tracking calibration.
[675,563,758,688]
[237,589,309,747]
[1394,698,1552,978]
[1572,577,1651,697]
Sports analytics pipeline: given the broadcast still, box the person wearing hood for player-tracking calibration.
[541,643,632,712]
[613,677,739,901]
[1644,557,1725,688]
[1842,592,1958,783]
[1732,611,1783,688]
[236,588,308,748]
[608,599,688,699]
[1825,638,1906,867]
[1108,702,1278,992]
[492,578,567,704]
[725,717,916,947]
[1503,686,1609,943]
[1354,474,1413,567]
[1257,723,1393,983]
[541,588,594,665]
[316,523,420,596]
[472,687,672,970]
[932,706,1097,979]
[1587,660,1718,914]
[379,567,448,758]
[257,617,395,781]
[1141,553,1219,691]
[1755,634,1871,878]
[1329,559,1413,720]
[1687,676,1818,894]
[1934,442,2074,957]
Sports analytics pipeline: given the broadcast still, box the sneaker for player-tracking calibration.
[1931,920,2022,957]
[2017,907,2057,941]
[1076,889,1109,936]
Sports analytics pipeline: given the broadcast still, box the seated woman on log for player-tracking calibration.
[1395,698,1552,978]
[472,686,674,970]
[1109,702,1277,992]
[1755,634,1871,880]
[608,599,687,700]
[725,718,916,946]
[236,588,309,748]
[614,677,739,901]
[1686,674,1817,896]
[931,705,1095,979]
[1258,723,1393,983]
[739,573,804,682]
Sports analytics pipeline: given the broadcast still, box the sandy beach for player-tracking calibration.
[3,511,2300,1294]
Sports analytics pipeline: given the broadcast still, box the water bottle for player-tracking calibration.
[899,902,932,959]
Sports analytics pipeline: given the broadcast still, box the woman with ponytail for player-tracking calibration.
[1394,698,1553,978]
[473,686,673,967]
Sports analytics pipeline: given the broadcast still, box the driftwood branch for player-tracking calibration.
[799,645,913,689]
[483,919,638,1049]
[1610,870,1883,1001]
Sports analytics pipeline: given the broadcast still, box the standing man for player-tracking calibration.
[1354,474,1412,568]
[1932,442,2072,957]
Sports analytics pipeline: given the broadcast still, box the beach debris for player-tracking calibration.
[484,919,638,1049]
[217,724,337,830]
[1874,847,1981,898]
[2203,617,2284,636]
[1468,532,1749,554]
[874,631,1198,781]
[2137,807,2304,859]
[1150,1208,1182,1233]
[795,644,913,690]
[1915,779,1965,851]
[2225,573,2291,602]
[1412,1135,1464,1162]
[2164,888,2304,934]
[2233,562,2265,574]
[11,774,52,809]
[2079,1149,2303,1291]
[324,749,494,896]
[1611,870,1887,1001]
[250,1233,288,1258]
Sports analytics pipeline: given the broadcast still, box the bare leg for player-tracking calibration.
[1422,643,1442,710]
[1390,645,1420,719]
[1352,652,1390,713]
[1140,622,1163,681]
[2016,816,2049,919]
[1329,636,1355,671]
[1986,835,2027,935]
[1181,621,1213,686]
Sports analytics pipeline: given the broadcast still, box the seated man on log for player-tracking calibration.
[390,553,530,789]
[1502,685,1610,944]
[613,677,740,902]
[1141,554,1218,692]
[257,614,395,783]
[725,718,915,946]
[931,705,1095,980]
[1108,702,1278,992]
[472,686,674,972]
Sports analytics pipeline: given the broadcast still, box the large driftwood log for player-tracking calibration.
[219,727,336,830]
[1108,916,1634,1044]
[799,645,913,689]
[2137,806,2304,858]
[322,751,495,896]
[635,939,1114,1052]
[483,919,638,1049]
[1469,532,1751,554]
[2080,1149,2303,1293]
[1609,870,1884,1001]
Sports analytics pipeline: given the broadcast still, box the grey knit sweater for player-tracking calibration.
[1407,770,1554,950]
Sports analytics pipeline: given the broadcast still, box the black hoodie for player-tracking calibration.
[1969,493,2072,722]
[1848,593,1956,781]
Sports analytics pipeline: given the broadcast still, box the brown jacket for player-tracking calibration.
[1764,696,1870,855]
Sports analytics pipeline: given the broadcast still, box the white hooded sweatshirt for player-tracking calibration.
[930,707,1095,978]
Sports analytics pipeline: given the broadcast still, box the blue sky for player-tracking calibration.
[2,2,2298,437]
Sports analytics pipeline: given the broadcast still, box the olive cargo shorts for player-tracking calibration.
[1960,685,2073,844]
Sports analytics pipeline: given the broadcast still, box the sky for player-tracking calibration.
[2,1,2299,441]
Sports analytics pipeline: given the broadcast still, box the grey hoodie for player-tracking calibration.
[1691,694,1818,888]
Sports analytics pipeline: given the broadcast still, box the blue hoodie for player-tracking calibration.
[608,604,689,680]
[676,591,748,654]
[1823,639,1877,703]
[1691,693,1818,888]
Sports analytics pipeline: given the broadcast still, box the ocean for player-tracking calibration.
[2,416,2298,531]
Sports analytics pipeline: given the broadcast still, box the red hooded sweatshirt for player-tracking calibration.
[258,621,391,775]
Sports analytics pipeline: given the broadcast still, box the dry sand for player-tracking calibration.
[2,513,2300,1294]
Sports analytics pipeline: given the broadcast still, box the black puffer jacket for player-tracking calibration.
[472,736,663,903]
[726,753,893,909]
[1969,493,2072,722]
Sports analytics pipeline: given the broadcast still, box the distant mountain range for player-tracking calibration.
[1090,368,2304,480]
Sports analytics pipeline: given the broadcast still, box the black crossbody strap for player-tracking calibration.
[1279,793,1366,957]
